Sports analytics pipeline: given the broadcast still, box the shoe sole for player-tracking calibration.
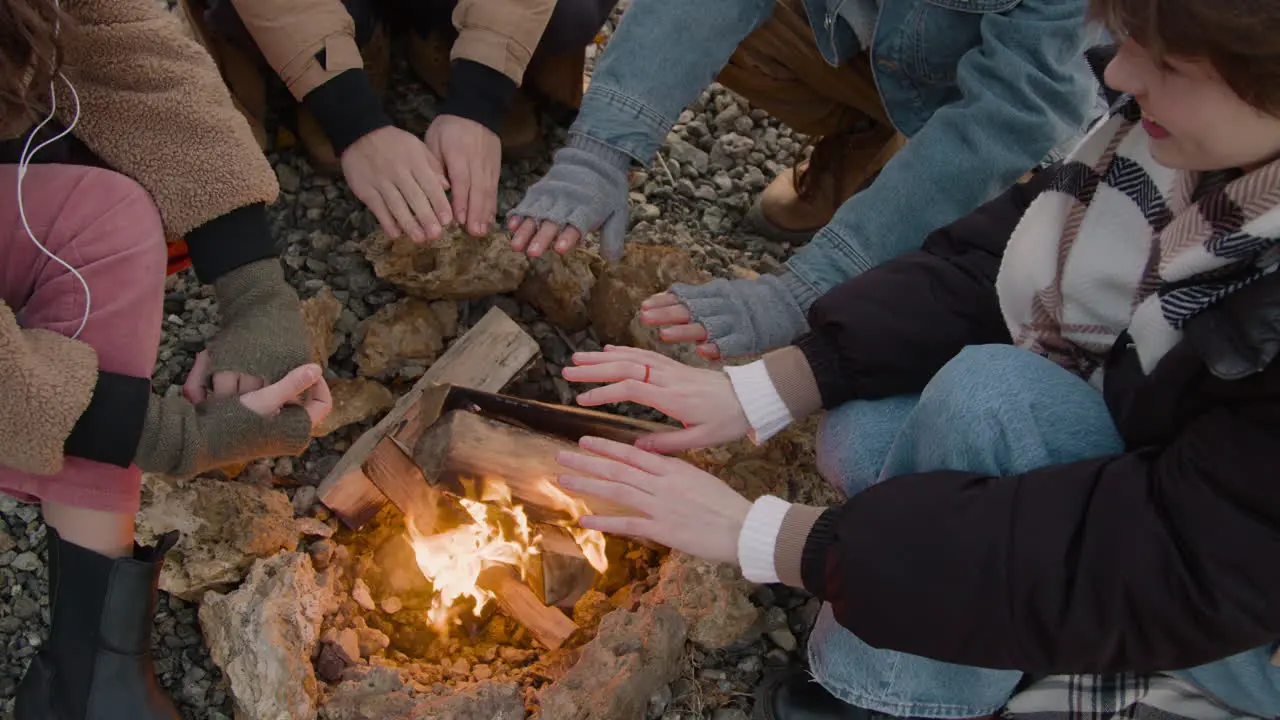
[745,201,822,246]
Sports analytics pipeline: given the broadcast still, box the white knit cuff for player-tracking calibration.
[725,361,794,445]
[737,495,792,584]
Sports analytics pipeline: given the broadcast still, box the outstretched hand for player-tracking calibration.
[639,292,720,360]
[557,436,750,565]
[342,125,453,243]
[561,345,749,452]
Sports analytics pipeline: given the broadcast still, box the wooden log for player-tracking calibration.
[476,564,579,651]
[318,307,539,528]
[413,410,637,526]
[529,525,598,609]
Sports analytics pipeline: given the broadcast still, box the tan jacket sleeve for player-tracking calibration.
[229,0,365,101]
[58,0,278,239]
[451,0,557,83]
[0,303,99,476]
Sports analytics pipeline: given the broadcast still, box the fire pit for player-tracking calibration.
[310,308,685,713]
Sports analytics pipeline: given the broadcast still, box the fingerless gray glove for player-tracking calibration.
[208,259,311,384]
[134,394,312,478]
[508,133,632,260]
[669,273,818,358]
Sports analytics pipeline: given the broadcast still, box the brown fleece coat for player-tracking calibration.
[1,0,280,474]
[230,0,557,98]
[51,0,279,237]
[0,303,98,475]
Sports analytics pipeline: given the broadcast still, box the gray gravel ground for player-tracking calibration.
[0,22,817,718]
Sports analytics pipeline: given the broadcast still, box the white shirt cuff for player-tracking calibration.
[737,495,792,584]
[725,361,794,445]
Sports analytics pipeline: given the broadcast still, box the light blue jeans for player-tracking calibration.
[808,344,1280,718]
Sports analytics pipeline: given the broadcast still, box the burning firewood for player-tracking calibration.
[529,525,598,609]
[413,409,637,526]
[476,564,580,651]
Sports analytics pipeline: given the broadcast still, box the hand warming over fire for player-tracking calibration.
[556,436,751,566]
[561,345,750,452]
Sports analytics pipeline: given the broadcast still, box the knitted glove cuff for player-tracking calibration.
[670,275,810,358]
[136,395,312,478]
[565,133,634,174]
[208,259,310,383]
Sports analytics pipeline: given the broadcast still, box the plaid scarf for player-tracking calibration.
[1003,673,1264,720]
[996,98,1280,385]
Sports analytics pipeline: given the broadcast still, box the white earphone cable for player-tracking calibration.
[16,0,90,339]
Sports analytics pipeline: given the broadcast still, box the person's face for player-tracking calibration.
[1104,38,1280,172]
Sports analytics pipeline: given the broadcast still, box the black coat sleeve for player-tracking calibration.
[800,381,1280,674]
[795,170,1056,408]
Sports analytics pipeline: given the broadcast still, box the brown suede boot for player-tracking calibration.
[748,122,905,243]
[409,27,545,159]
[298,19,392,175]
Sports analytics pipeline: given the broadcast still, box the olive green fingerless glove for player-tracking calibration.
[207,259,311,384]
[134,394,312,478]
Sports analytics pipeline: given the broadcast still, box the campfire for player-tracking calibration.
[404,471,610,648]
[313,309,672,668]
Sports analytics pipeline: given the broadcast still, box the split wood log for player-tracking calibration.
[530,525,598,609]
[477,564,579,651]
[317,307,539,528]
[413,410,638,526]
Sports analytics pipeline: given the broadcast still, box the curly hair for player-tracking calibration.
[0,0,66,125]
[1090,0,1280,115]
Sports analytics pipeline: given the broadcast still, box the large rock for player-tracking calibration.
[320,667,525,720]
[302,286,343,368]
[538,604,687,720]
[647,552,759,650]
[416,681,526,720]
[516,249,602,331]
[588,243,705,346]
[312,377,395,436]
[200,552,334,720]
[134,474,298,601]
[356,298,447,378]
[319,667,418,720]
[364,228,528,300]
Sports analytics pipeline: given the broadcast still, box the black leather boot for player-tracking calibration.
[753,668,890,720]
[14,527,182,720]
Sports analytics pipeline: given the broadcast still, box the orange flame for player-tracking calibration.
[405,478,609,633]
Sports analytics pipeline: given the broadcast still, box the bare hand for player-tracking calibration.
[557,436,750,565]
[424,115,501,237]
[507,215,583,258]
[184,350,265,401]
[640,293,721,360]
[561,345,749,452]
[239,364,333,428]
[185,351,333,430]
[341,126,453,243]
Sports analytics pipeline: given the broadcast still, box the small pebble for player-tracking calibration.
[380,596,403,614]
[768,628,798,653]
[351,578,376,612]
[11,552,40,572]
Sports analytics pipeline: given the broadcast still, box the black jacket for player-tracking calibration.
[793,169,1280,675]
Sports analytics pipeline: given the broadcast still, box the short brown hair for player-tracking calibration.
[1089,0,1280,114]
[0,0,67,123]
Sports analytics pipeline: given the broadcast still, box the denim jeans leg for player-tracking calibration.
[815,394,919,498]
[1172,645,1280,718]
[807,344,1126,718]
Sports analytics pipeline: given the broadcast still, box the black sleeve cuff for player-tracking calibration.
[799,507,841,599]
[302,68,394,156]
[185,203,277,284]
[64,372,151,468]
[795,331,851,410]
[438,59,519,135]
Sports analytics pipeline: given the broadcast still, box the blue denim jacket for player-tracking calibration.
[572,0,1103,305]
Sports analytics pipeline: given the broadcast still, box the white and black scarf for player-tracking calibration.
[997,98,1280,386]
